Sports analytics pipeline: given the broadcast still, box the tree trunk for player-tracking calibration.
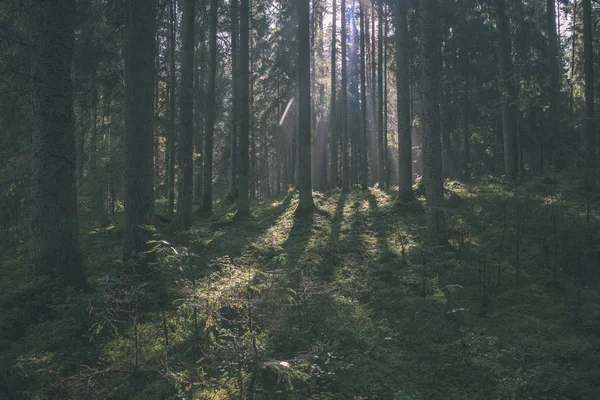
[237,0,250,216]
[396,0,412,201]
[29,0,85,287]
[123,0,156,263]
[384,2,390,187]
[495,0,519,181]
[167,0,177,216]
[330,0,338,188]
[359,2,369,190]
[569,0,578,113]
[203,0,218,211]
[377,0,385,189]
[194,29,206,204]
[584,0,596,190]
[463,50,471,177]
[297,0,316,212]
[341,0,350,193]
[178,0,195,229]
[230,0,239,201]
[420,0,446,245]
[547,0,561,168]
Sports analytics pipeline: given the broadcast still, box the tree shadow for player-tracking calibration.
[366,190,402,284]
[282,209,318,285]
[321,193,348,281]
[198,194,295,259]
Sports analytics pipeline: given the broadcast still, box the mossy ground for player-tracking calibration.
[2,173,600,399]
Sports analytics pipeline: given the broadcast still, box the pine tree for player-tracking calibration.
[123,0,156,262]
[29,0,85,287]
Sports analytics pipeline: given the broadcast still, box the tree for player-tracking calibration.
[29,0,85,287]
[547,0,561,168]
[377,0,384,189]
[396,0,412,201]
[583,0,596,190]
[178,0,195,229]
[330,0,338,188]
[359,1,369,190]
[297,0,316,212]
[237,0,250,216]
[123,0,156,262]
[230,0,239,201]
[463,48,471,177]
[203,0,218,211]
[420,0,445,245]
[341,0,349,193]
[194,27,206,204]
[495,0,519,181]
[166,0,177,216]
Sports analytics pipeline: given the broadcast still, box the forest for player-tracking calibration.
[1,0,600,398]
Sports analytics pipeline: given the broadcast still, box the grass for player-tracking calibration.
[2,172,600,399]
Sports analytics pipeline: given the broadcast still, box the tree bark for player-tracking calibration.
[396,0,412,201]
[297,0,316,212]
[237,0,251,216]
[547,0,561,168]
[167,0,177,216]
[178,0,195,229]
[230,0,239,201]
[495,0,519,181]
[420,0,446,245]
[29,0,85,287]
[463,50,471,177]
[341,0,350,192]
[359,2,369,190]
[123,0,156,263]
[377,0,385,189]
[194,29,206,204]
[203,0,218,211]
[330,0,338,188]
[584,0,596,190]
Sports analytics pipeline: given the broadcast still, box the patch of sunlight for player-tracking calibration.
[369,187,394,206]
[270,199,284,208]
[256,203,297,249]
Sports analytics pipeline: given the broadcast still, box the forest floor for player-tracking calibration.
[2,173,600,399]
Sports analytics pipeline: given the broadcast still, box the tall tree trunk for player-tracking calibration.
[167,0,177,216]
[463,50,471,177]
[359,2,369,190]
[583,0,596,190]
[154,33,161,195]
[495,0,519,181]
[317,4,327,190]
[297,0,316,212]
[123,0,156,263]
[569,0,578,114]
[330,0,338,188]
[203,0,218,211]
[230,0,239,201]
[178,0,195,229]
[30,0,85,286]
[341,0,350,192]
[384,2,390,187]
[237,0,250,216]
[420,0,446,245]
[377,0,385,189]
[547,0,561,168]
[194,29,206,204]
[396,0,412,201]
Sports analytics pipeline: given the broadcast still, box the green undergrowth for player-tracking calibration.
[2,172,600,399]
